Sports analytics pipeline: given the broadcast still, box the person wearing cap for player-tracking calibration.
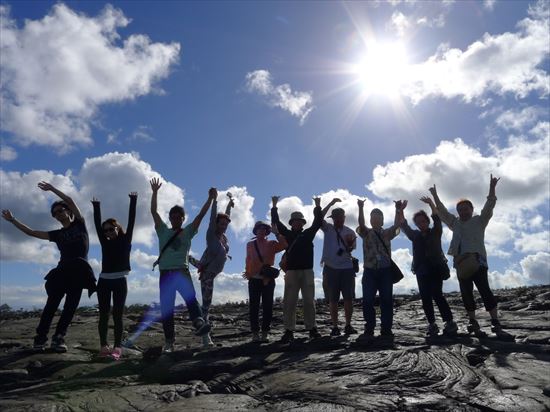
[271,196,325,343]
[244,221,288,342]
[196,194,235,348]
[321,199,358,337]
[357,199,403,340]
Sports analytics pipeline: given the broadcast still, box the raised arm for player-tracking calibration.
[91,198,106,243]
[271,224,288,253]
[397,200,415,240]
[321,198,341,218]
[126,192,137,241]
[38,181,83,222]
[420,195,441,235]
[480,174,499,225]
[190,187,217,232]
[357,198,367,233]
[225,197,235,217]
[1,210,49,240]
[149,178,163,229]
[429,184,457,229]
[385,200,405,239]
[310,197,324,232]
[270,196,290,236]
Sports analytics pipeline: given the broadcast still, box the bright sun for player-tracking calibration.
[354,42,409,98]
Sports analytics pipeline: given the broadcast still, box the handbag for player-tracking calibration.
[455,253,480,280]
[373,230,403,284]
[428,254,451,281]
[278,235,299,273]
[254,240,280,279]
[335,228,360,273]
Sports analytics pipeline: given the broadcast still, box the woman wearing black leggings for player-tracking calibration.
[92,192,137,360]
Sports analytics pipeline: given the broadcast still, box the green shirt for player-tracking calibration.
[155,221,197,270]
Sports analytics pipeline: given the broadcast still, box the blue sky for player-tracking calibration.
[1,0,548,308]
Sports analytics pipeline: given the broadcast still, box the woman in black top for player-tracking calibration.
[2,181,96,352]
[398,197,457,337]
[92,192,137,360]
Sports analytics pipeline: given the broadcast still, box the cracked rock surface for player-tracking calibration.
[1,285,549,411]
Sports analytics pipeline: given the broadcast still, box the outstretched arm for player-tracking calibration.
[126,192,137,241]
[429,184,456,228]
[38,181,83,222]
[357,198,367,233]
[270,196,290,236]
[321,198,341,218]
[191,187,217,232]
[224,197,235,217]
[310,197,324,232]
[480,174,499,225]
[1,210,49,240]
[91,198,106,243]
[420,195,440,235]
[150,178,163,229]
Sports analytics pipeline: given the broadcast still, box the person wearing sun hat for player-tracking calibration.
[271,196,326,343]
[244,220,287,342]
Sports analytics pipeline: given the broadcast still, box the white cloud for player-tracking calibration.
[0,3,180,152]
[129,125,155,143]
[388,11,445,37]
[484,0,497,11]
[515,231,550,254]
[520,252,550,284]
[494,106,546,131]
[0,145,17,161]
[131,249,157,270]
[401,1,549,103]
[245,69,314,125]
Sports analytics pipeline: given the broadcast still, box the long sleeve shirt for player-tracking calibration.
[435,195,496,260]
[93,196,136,274]
[401,214,446,273]
[199,200,230,275]
[271,206,323,270]
[245,235,288,279]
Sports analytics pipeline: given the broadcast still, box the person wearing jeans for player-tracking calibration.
[150,178,215,353]
[244,221,287,342]
[357,199,402,339]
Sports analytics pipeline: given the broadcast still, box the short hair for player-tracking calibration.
[370,208,384,216]
[50,201,73,218]
[216,213,231,223]
[169,205,185,217]
[102,218,125,236]
[456,199,473,210]
[413,210,430,224]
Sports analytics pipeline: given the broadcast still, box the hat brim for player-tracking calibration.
[253,225,271,235]
[289,218,307,225]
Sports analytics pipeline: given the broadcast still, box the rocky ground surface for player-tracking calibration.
[1,285,549,411]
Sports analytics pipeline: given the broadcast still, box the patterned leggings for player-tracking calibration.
[200,271,218,321]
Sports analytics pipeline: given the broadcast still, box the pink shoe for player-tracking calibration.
[109,347,122,361]
[99,345,111,357]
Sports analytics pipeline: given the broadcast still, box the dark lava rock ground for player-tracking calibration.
[1,285,549,411]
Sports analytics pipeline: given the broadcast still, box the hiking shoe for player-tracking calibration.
[251,332,261,342]
[344,324,358,335]
[426,323,440,337]
[443,320,458,336]
[309,327,322,339]
[359,329,374,342]
[330,327,341,337]
[202,334,214,348]
[380,329,394,338]
[491,319,513,339]
[99,345,111,357]
[33,336,47,352]
[193,318,212,336]
[109,347,122,361]
[162,340,175,353]
[51,335,68,353]
[280,330,294,343]
[467,319,487,338]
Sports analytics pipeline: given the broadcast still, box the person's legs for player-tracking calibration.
[327,267,341,327]
[340,269,355,327]
[96,279,112,347]
[261,279,275,332]
[159,271,177,342]
[322,267,330,304]
[362,269,378,333]
[35,281,65,343]
[200,271,216,322]
[472,267,497,314]
[175,269,203,322]
[430,275,453,322]
[111,278,128,348]
[378,267,394,333]
[458,276,476,320]
[248,279,262,333]
[53,286,83,337]
[283,270,301,331]
[416,274,436,324]
[301,269,317,331]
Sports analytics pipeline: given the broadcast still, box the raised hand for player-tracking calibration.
[150,177,162,193]
[331,198,342,205]
[394,200,407,211]
[227,198,235,209]
[313,197,321,207]
[37,181,55,192]
[420,196,433,205]
[490,174,500,188]
[91,197,99,204]
[429,184,437,197]
[208,187,218,200]
[129,192,138,199]
[271,196,280,207]
[1,209,14,222]
[357,198,365,208]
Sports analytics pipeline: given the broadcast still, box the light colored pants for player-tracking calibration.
[283,269,317,331]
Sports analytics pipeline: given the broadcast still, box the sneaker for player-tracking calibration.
[309,327,322,339]
[359,329,374,342]
[280,330,294,343]
[426,323,440,337]
[202,334,214,348]
[443,320,458,336]
[99,345,111,357]
[162,340,175,353]
[193,318,212,336]
[50,335,68,353]
[330,327,341,337]
[109,347,122,361]
[33,336,47,352]
[260,331,270,343]
[344,324,358,335]
[380,329,394,337]
[467,319,487,338]
[491,319,513,339]
[251,332,261,342]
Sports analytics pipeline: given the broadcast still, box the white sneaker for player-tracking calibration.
[162,340,175,353]
[202,334,214,348]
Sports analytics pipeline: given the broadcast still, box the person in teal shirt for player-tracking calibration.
[150,178,216,353]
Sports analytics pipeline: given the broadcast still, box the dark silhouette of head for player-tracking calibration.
[169,205,185,229]
[50,201,74,225]
[456,199,474,221]
[413,210,430,232]
[102,218,125,240]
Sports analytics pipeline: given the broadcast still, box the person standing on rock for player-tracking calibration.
[320,200,358,337]
[396,197,458,337]
[271,196,324,343]
[196,193,234,348]
[2,182,96,353]
[150,178,214,353]
[244,221,288,342]
[428,175,511,339]
[357,200,402,340]
[91,192,137,360]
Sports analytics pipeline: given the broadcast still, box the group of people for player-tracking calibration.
[1,174,510,359]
